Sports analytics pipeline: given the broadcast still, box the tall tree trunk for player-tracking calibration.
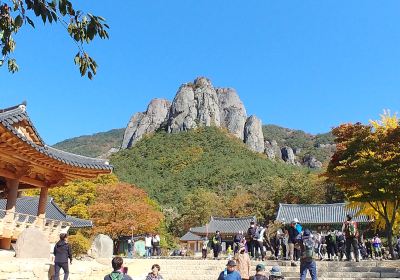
[385,220,395,259]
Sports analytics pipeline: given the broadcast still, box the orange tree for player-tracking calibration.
[89,182,163,240]
[326,112,400,258]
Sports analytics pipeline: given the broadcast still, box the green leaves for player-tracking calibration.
[1,0,109,79]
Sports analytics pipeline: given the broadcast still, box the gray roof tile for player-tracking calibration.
[180,232,203,241]
[191,216,256,234]
[276,203,369,225]
[0,103,112,171]
[0,196,92,228]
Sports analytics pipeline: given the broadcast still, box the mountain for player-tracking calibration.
[52,128,124,158]
[110,126,324,209]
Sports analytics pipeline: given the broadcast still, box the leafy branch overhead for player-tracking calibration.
[0,0,109,79]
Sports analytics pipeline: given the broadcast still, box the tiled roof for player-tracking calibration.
[276,203,369,225]
[0,103,112,171]
[0,196,92,228]
[190,216,256,234]
[180,231,203,241]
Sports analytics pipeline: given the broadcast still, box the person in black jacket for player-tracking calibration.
[53,233,72,280]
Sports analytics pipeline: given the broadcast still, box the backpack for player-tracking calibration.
[330,232,336,243]
[109,272,124,280]
[303,238,315,260]
[345,221,357,237]
[253,229,261,240]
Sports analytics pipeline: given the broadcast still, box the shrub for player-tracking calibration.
[68,232,90,257]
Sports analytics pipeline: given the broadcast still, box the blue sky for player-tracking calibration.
[2,1,400,145]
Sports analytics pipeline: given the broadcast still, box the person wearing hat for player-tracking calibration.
[299,229,317,280]
[235,243,251,280]
[217,260,242,280]
[288,218,300,266]
[341,213,359,262]
[268,266,285,280]
[249,264,268,280]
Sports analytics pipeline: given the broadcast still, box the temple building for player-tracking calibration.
[180,216,256,252]
[0,103,112,249]
[276,203,370,232]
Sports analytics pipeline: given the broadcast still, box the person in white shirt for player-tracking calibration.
[145,234,153,258]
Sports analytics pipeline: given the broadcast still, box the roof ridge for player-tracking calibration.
[280,203,346,207]
[0,102,26,114]
[45,145,110,165]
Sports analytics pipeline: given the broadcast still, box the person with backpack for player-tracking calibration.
[217,260,242,280]
[342,213,359,262]
[212,231,222,260]
[53,233,72,280]
[326,230,337,261]
[299,229,317,280]
[104,257,133,280]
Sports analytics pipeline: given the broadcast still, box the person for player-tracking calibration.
[247,221,257,258]
[249,264,268,280]
[342,213,359,262]
[268,266,285,280]
[257,226,266,261]
[227,245,233,260]
[235,244,251,280]
[336,231,345,261]
[396,235,400,259]
[127,239,133,259]
[282,229,289,260]
[53,233,72,280]
[365,238,373,259]
[152,234,161,256]
[326,230,337,261]
[202,237,209,259]
[146,264,164,280]
[372,234,382,259]
[299,229,317,280]
[145,234,153,258]
[217,260,242,280]
[104,256,133,280]
[212,231,222,260]
[233,231,244,254]
[288,218,300,266]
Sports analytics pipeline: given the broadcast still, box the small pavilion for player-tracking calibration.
[0,103,112,249]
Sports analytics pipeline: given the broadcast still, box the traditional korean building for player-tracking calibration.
[276,203,370,232]
[0,103,112,249]
[180,216,256,252]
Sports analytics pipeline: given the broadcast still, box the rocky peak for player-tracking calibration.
[121,98,170,149]
[244,115,265,153]
[217,88,247,140]
[281,146,296,165]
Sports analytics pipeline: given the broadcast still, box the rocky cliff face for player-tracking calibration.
[217,88,247,140]
[120,77,329,168]
[121,99,171,149]
[244,116,265,153]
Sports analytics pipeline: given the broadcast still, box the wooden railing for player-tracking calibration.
[0,209,71,243]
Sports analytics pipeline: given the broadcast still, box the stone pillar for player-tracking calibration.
[36,187,48,230]
[0,179,19,249]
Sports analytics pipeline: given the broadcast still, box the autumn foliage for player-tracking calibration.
[89,183,163,239]
[326,111,400,258]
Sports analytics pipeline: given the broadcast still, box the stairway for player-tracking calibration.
[124,259,400,280]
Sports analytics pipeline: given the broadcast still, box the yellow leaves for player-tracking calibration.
[370,109,399,131]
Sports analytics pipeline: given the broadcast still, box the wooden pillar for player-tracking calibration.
[36,187,48,229]
[0,179,19,249]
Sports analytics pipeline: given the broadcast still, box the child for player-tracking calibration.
[227,245,233,260]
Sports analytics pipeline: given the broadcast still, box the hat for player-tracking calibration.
[226,260,236,267]
[303,229,311,237]
[270,266,282,277]
[292,218,299,224]
[256,264,265,272]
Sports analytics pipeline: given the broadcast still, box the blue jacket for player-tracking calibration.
[217,270,242,280]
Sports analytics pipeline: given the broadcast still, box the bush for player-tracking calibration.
[68,232,90,257]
